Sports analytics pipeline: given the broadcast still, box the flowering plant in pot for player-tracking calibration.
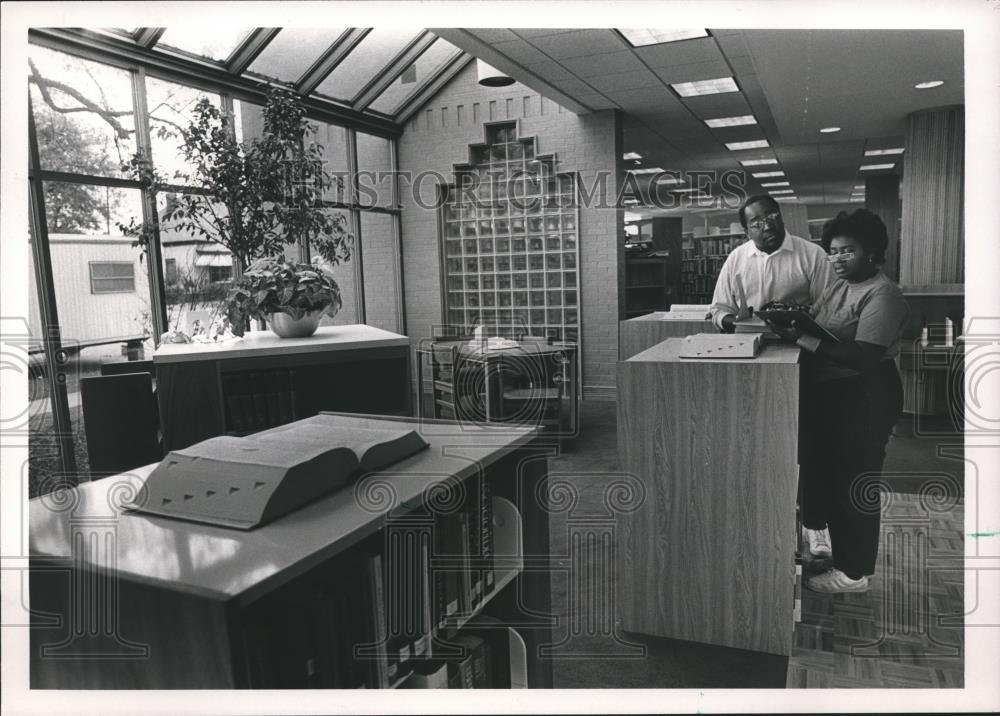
[225,257,342,338]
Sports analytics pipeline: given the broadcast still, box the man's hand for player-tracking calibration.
[768,319,804,343]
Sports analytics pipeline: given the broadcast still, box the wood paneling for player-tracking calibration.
[616,340,800,655]
[865,174,901,282]
[619,314,711,359]
[900,107,964,284]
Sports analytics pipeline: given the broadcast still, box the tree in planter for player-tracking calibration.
[119,88,353,272]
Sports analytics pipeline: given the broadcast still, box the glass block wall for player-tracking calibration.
[441,123,580,342]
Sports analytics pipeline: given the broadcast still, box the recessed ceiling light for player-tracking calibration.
[704,115,757,128]
[854,185,865,190]
[671,77,739,97]
[769,189,794,194]
[760,181,789,187]
[619,29,709,47]
[740,158,778,167]
[725,139,770,151]
[671,188,708,194]
[628,167,666,174]
[752,171,785,178]
[915,80,944,89]
[819,127,841,134]
[775,196,798,202]
[849,197,865,202]
[859,163,895,171]
[864,148,905,156]
[623,152,642,161]
[654,174,685,185]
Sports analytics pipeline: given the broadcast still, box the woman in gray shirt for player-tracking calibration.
[769,209,908,594]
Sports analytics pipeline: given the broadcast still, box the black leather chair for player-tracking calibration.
[80,373,162,478]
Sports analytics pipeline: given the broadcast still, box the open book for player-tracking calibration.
[125,424,429,530]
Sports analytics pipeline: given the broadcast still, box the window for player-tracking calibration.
[208,265,232,283]
[89,261,136,294]
[165,258,178,284]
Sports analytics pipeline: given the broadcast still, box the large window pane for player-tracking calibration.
[145,77,221,184]
[360,212,399,333]
[28,45,136,177]
[314,28,422,101]
[233,99,265,144]
[315,121,350,204]
[247,28,347,83]
[157,192,232,335]
[318,210,358,327]
[40,183,155,483]
[157,27,252,62]
[368,38,460,115]
[356,132,394,208]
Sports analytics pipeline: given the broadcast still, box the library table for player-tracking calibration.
[619,311,713,360]
[29,413,553,689]
[616,338,801,656]
[153,324,411,451]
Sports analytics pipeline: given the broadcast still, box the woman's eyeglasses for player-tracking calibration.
[747,212,782,230]
[826,251,856,263]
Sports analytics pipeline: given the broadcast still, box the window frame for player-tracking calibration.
[88,260,137,294]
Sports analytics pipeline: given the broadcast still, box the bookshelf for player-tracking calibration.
[153,325,411,451]
[624,256,674,318]
[29,413,553,689]
[679,232,745,304]
[416,338,579,437]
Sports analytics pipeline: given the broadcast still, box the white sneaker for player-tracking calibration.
[804,527,832,559]
[806,568,869,594]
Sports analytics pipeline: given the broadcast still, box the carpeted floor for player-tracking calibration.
[542,400,964,688]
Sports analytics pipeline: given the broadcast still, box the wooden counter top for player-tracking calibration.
[153,324,409,364]
[627,337,801,364]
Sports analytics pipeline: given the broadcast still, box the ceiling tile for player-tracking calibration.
[527,30,627,59]
[512,28,582,39]
[681,93,754,119]
[586,70,663,93]
[522,62,576,81]
[650,60,734,85]
[490,39,553,65]
[466,29,520,44]
[632,36,725,67]
[559,51,646,77]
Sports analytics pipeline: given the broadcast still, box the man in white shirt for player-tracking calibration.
[710,195,835,332]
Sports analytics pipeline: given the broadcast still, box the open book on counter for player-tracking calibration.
[126,422,429,530]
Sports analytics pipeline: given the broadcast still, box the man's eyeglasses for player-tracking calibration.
[826,251,856,263]
[747,212,782,230]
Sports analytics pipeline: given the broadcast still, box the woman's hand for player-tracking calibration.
[768,320,804,343]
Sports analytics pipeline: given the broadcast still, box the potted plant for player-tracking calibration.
[225,257,342,338]
[119,88,352,334]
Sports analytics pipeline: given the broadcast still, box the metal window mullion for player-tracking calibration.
[389,138,405,333]
[347,130,365,325]
[132,66,168,341]
[28,100,78,480]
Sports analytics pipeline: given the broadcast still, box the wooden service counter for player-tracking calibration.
[616,338,801,656]
[619,311,713,360]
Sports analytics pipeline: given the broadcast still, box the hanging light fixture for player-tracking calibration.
[477,59,515,87]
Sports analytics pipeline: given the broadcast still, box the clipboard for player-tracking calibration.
[757,309,841,343]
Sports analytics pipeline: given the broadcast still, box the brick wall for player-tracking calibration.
[398,62,623,397]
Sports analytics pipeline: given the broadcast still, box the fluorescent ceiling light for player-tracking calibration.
[671,188,708,194]
[915,80,944,89]
[769,189,794,194]
[619,29,709,47]
[725,140,769,151]
[671,77,739,97]
[860,163,895,171]
[864,148,905,156]
[740,158,778,167]
[623,152,642,161]
[849,197,864,202]
[819,127,841,134]
[653,174,685,185]
[752,171,785,178]
[775,196,798,201]
[624,211,643,221]
[760,181,789,187]
[704,115,757,128]
[854,185,865,190]
[628,167,666,174]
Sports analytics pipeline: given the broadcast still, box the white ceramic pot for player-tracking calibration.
[265,309,324,338]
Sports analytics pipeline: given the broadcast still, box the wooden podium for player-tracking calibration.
[616,338,801,655]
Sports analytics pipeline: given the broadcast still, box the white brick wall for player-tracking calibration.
[398,62,623,393]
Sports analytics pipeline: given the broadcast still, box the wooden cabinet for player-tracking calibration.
[29,414,553,689]
[616,339,801,655]
[153,325,411,451]
[624,256,674,318]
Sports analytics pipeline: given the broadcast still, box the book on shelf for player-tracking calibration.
[127,423,430,529]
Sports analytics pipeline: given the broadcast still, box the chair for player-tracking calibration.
[80,373,162,478]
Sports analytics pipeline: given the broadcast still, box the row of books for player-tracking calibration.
[221,369,298,435]
[241,481,501,689]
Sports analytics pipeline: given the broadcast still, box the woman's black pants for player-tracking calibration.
[799,360,904,579]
